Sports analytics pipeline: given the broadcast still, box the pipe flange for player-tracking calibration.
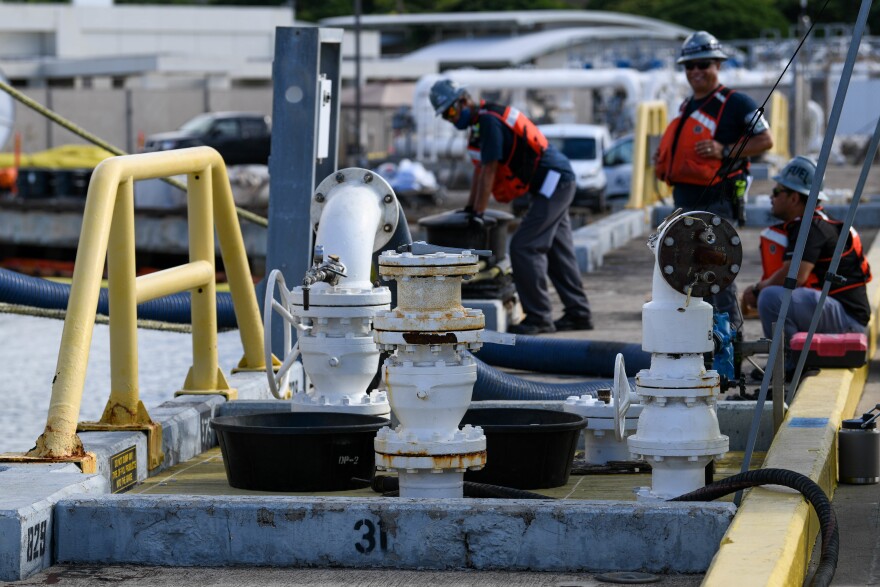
[636,371,719,389]
[373,308,484,333]
[290,390,390,416]
[627,437,729,458]
[375,425,487,471]
[291,287,392,319]
[378,251,479,278]
[372,328,489,349]
[564,396,645,419]
[312,167,400,252]
[656,211,743,298]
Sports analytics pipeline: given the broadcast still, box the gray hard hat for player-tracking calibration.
[429,79,467,116]
[677,31,728,64]
[772,155,828,201]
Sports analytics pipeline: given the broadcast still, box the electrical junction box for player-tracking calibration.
[790,332,868,369]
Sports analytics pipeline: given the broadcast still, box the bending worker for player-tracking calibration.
[430,79,592,335]
[655,30,773,329]
[741,156,871,354]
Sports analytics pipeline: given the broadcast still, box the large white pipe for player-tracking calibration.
[312,184,383,290]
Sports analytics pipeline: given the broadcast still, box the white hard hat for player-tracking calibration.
[773,155,828,201]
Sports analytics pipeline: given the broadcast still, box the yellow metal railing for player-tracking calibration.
[768,91,791,160]
[14,147,267,472]
[628,101,670,209]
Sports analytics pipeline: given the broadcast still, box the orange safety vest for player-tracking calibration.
[655,86,743,187]
[759,210,872,293]
[467,101,548,203]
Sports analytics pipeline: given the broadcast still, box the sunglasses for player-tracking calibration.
[684,61,714,71]
[442,102,460,121]
[771,187,791,198]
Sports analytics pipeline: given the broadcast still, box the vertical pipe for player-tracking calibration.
[212,163,266,369]
[354,0,362,166]
[188,167,219,389]
[107,177,140,418]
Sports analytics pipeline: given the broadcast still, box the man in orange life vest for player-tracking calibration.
[430,79,592,335]
[741,156,870,349]
[655,31,773,329]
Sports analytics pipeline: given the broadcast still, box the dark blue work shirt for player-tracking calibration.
[475,111,574,189]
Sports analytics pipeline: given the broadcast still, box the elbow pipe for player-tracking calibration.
[476,334,650,378]
[470,353,632,401]
[0,267,239,329]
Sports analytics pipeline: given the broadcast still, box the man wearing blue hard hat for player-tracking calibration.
[429,78,592,335]
[741,156,871,353]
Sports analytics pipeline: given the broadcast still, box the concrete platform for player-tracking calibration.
[2,208,879,584]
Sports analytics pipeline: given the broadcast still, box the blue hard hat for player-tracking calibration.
[429,79,467,116]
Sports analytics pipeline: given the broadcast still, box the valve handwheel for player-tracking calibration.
[263,269,301,399]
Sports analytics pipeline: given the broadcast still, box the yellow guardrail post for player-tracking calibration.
[628,101,670,210]
[768,90,791,160]
[1,147,267,472]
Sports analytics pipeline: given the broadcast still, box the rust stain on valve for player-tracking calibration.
[401,332,458,345]
[693,246,727,265]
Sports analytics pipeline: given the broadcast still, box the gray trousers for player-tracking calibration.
[509,178,591,325]
[757,286,866,345]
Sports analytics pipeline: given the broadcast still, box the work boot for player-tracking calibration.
[553,313,594,332]
[508,317,556,335]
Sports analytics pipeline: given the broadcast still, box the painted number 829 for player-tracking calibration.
[26,520,47,562]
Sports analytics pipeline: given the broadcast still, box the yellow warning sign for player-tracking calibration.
[110,446,137,493]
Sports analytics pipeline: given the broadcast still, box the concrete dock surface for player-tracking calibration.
[5,167,880,585]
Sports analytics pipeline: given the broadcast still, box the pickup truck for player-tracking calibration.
[143,112,271,166]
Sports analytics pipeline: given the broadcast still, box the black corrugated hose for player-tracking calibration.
[669,468,838,587]
[471,352,632,401]
[366,475,551,500]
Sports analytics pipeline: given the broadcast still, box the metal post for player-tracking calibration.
[187,167,219,389]
[107,177,140,417]
[263,27,342,358]
[355,0,363,166]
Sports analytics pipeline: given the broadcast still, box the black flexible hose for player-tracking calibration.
[670,468,838,587]
[477,335,650,378]
[369,475,551,500]
[471,353,632,401]
[0,267,238,328]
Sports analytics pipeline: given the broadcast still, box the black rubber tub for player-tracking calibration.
[460,408,586,490]
[211,412,389,492]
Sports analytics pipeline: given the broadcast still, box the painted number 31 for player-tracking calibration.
[353,519,387,554]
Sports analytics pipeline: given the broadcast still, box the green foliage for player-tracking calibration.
[589,0,880,39]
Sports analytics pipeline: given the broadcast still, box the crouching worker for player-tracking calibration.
[741,156,871,358]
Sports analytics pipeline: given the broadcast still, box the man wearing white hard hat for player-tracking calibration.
[741,156,871,358]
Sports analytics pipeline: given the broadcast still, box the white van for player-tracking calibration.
[538,123,612,211]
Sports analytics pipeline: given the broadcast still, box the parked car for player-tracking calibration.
[538,123,611,212]
[603,134,634,200]
[143,112,271,166]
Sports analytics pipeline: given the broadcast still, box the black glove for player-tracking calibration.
[467,211,486,229]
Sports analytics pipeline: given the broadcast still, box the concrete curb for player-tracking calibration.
[572,208,652,273]
[0,464,107,581]
[54,495,735,573]
[0,371,272,581]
